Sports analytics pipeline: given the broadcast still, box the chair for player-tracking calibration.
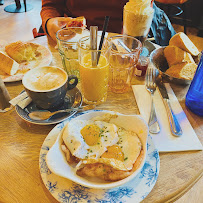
[155,0,188,33]
[32,28,46,38]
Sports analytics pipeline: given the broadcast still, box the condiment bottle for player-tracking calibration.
[185,52,203,116]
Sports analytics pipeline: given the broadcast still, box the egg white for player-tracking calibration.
[63,119,119,160]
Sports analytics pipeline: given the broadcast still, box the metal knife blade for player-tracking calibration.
[157,81,182,137]
[157,80,169,99]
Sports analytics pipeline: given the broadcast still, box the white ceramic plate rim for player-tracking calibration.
[46,110,149,189]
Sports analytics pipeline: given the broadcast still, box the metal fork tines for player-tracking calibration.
[145,66,160,134]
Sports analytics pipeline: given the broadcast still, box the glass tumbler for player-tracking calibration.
[185,52,203,116]
[123,0,154,44]
[108,35,142,93]
[56,27,89,80]
[78,35,111,105]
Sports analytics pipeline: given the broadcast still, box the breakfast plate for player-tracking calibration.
[46,111,148,189]
[15,87,82,125]
[39,110,160,202]
[0,42,52,82]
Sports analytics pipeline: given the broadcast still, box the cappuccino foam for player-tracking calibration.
[24,66,67,91]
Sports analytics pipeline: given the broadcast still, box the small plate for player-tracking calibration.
[39,110,160,202]
[0,42,52,82]
[15,87,82,125]
[140,40,156,57]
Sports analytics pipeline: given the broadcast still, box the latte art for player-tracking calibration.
[24,66,67,91]
[22,66,78,109]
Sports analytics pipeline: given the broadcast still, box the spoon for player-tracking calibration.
[28,104,96,121]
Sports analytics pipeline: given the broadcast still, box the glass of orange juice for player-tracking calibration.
[108,35,142,93]
[78,35,111,105]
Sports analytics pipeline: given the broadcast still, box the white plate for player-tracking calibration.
[46,110,148,189]
[39,110,160,202]
[0,42,52,82]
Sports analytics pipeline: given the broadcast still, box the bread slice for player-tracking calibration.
[66,16,86,34]
[165,62,197,80]
[0,52,19,75]
[164,46,195,67]
[5,41,40,63]
[169,32,200,56]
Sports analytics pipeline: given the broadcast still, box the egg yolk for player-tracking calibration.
[81,124,101,146]
[101,145,124,161]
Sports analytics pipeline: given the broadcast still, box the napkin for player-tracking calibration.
[9,92,32,109]
[132,84,203,152]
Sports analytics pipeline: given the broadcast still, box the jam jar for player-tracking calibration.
[134,56,150,77]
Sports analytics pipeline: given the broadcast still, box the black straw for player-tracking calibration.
[97,16,110,65]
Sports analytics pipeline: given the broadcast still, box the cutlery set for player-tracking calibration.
[145,66,182,137]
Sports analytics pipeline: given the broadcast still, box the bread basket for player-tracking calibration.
[150,47,192,85]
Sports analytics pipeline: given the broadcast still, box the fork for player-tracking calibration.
[145,66,160,134]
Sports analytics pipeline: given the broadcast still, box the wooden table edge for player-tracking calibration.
[160,170,203,203]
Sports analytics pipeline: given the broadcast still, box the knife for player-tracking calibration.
[157,81,182,137]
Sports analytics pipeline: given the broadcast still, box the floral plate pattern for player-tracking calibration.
[39,110,160,203]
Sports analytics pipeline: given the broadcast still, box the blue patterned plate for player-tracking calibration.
[39,110,160,203]
[16,87,82,125]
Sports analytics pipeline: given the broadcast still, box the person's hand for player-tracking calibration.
[47,17,73,41]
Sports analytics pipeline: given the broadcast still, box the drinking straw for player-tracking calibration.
[97,16,110,65]
[90,26,98,67]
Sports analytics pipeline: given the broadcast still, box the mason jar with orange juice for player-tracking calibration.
[78,36,111,105]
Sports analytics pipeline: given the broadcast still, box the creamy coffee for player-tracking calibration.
[23,66,67,91]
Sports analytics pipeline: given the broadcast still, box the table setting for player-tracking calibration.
[0,0,203,202]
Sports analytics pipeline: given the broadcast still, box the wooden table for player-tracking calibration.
[0,36,202,203]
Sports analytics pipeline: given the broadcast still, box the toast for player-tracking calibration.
[169,32,200,56]
[0,52,19,75]
[66,16,86,34]
[165,62,197,80]
[164,45,195,67]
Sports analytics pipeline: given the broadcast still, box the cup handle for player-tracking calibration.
[67,75,78,90]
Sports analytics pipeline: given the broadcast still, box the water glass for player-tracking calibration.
[78,35,111,105]
[56,27,89,80]
[108,35,142,93]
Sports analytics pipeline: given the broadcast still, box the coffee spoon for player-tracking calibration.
[28,104,96,121]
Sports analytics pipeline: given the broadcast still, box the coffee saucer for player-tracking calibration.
[15,87,82,125]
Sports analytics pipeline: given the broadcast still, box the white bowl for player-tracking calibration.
[46,110,149,189]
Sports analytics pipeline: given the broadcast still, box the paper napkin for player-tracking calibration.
[9,92,32,109]
[132,84,203,152]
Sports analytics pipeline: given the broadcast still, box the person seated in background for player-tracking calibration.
[40,0,175,46]
[41,0,128,41]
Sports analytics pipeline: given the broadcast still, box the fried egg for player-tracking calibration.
[62,119,119,160]
[78,126,142,171]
